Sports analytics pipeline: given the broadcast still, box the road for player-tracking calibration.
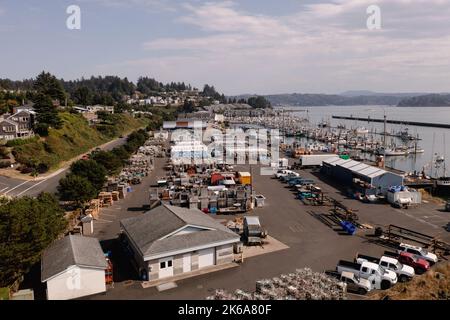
[0,136,128,198]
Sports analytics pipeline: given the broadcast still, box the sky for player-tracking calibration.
[1,0,450,95]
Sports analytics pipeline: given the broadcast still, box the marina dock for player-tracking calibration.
[332,115,450,129]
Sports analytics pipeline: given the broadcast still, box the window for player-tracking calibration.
[168,260,173,267]
[381,261,388,267]
[160,261,166,269]
[362,267,368,273]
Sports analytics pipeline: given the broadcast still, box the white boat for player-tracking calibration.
[408,147,425,154]
[377,147,407,156]
[355,127,369,135]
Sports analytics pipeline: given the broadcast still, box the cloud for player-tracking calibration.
[78,0,176,12]
[110,0,450,94]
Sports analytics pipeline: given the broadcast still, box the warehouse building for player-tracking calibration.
[322,158,404,195]
[120,204,241,281]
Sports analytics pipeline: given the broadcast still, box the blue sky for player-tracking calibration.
[1,0,450,95]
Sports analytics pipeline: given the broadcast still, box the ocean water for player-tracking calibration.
[285,105,450,177]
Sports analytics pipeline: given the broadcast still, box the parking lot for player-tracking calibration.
[87,157,449,300]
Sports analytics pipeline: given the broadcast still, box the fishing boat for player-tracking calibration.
[408,146,425,154]
[376,147,407,156]
[355,127,369,135]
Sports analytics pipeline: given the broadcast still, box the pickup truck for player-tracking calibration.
[280,172,300,182]
[336,260,397,290]
[356,254,415,282]
[275,170,295,179]
[396,243,438,265]
[384,251,430,274]
[326,270,373,295]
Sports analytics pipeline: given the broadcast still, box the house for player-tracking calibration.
[0,109,35,141]
[120,204,241,281]
[41,235,108,300]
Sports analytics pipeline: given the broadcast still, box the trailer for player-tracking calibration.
[298,154,339,168]
[243,216,268,246]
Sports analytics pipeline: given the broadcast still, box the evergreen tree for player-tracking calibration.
[33,93,62,135]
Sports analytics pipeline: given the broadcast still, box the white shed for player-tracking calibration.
[41,235,108,300]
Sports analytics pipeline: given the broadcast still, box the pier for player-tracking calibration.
[332,115,450,129]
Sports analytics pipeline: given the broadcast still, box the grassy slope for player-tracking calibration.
[13,112,147,169]
[369,262,450,300]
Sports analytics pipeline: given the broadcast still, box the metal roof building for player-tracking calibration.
[322,158,404,194]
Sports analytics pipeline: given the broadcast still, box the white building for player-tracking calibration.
[120,204,241,281]
[41,235,108,300]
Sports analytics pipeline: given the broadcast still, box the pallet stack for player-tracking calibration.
[207,268,346,300]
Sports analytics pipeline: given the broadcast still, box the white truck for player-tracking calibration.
[336,260,398,290]
[356,254,415,282]
[387,190,412,208]
[298,154,339,168]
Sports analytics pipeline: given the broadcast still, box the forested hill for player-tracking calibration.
[397,94,450,107]
[261,93,407,106]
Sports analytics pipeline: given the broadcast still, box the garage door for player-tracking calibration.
[198,248,215,269]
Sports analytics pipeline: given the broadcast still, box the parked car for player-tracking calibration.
[396,243,438,265]
[384,251,430,274]
[356,253,414,282]
[445,201,450,212]
[446,222,450,232]
[336,260,397,290]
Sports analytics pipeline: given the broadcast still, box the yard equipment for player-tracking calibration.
[243,216,268,246]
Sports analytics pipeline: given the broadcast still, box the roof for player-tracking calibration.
[238,172,251,177]
[323,158,349,166]
[120,204,240,259]
[244,216,261,226]
[41,235,107,282]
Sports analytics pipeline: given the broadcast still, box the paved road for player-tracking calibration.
[0,136,128,198]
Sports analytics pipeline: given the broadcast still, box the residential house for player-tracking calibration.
[0,109,35,141]
[41,235,108,300]
[120,204,240,281]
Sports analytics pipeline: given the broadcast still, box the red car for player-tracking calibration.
[397,252,430,274]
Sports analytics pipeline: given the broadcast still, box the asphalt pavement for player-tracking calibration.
[0,136,128,198]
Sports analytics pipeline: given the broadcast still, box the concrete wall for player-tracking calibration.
[215,244,234,265]
[46,266,106,300]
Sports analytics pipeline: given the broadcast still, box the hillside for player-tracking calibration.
[264,93,406,106]
[397,94,450,107]
[370,262,450,300]
[12,112,147,171]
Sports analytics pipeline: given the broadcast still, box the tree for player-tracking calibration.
[182,99,196,114]
[70,160,107,192]
[72,85,92,106]
[33,71,66,103]
[0,193,67,287]
[57,174,98,204]
[32,93,62,135]
[247,96,271,109]
[91,150,123,175]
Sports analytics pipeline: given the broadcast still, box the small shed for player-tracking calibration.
[41,235,108,300]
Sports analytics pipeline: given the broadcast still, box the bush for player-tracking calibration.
[0,161,11,168]
[5,136,39,147]
[70,160,107,192]
[57,174,98,204]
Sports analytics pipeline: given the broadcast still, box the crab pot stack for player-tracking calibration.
[207,268,346,300]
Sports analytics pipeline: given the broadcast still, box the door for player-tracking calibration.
[158,257,174,279]
[183,254,191,273]
[198,248,215,269]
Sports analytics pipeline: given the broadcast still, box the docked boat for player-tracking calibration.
[355,127,369,135]
[376,147,407,156]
